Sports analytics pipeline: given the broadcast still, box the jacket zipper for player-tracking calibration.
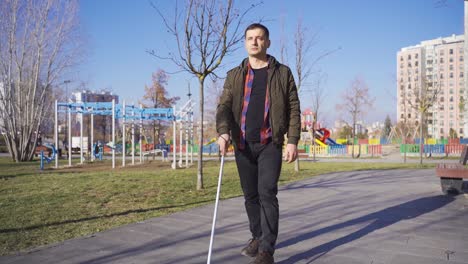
[268,67,275,143]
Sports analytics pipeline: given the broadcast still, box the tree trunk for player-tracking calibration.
[403,136,407,163]
[294,154,300,171]
[419,116,423,165]
[312,128,316,161]
[197,77,205,190]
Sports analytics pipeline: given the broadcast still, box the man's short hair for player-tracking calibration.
[244,23,269,40]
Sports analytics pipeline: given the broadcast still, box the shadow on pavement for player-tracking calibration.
[276,195,455,264]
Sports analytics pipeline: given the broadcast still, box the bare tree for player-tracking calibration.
[406,75,442,164]
[204,78,223,140]
[292,18,338,171]
[336,77,374,158]
[150,0,259,190]
[0,0,82,162]
[309,73,326,161]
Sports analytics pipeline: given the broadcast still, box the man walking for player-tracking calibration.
[216,23,301,264]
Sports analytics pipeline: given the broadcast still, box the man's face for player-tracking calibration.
[245,28,270,57]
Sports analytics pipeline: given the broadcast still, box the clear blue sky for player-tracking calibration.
[76,0,463,127]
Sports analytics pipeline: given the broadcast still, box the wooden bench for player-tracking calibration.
[435,145,468,194]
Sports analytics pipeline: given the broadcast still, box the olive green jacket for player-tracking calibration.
[216,55,301,149]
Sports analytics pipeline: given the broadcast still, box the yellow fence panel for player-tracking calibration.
[348,145,368,155]
[369,139,380,145]
[309,145,328,156]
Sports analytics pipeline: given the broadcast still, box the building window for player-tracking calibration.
[440,58,444,63]
[408,113,411,118]
[450,97,454,102]
[415,61,419,67]
[400,56,403,61]
[415,53,419,59]
[400,114,404,118]
[449,65,453,71]
[449,57,453,63]
[449,72,453,78]
[440,73,444,79]
[440,128,444,134]
[460,56,463,62]
[460,128,464,134]
[450,104,454,110]
[449,49,453,55]
[408,54,411,60]
[460,72,464,78]
[440,50,445,56]
[450,89,454,94]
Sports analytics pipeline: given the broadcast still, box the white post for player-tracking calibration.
[190,108,194,164]
[91,111,94,162]
[139,104,143,164]
[54,100,58,168]
[172,107,177,169]
[132,105,135,165]
[80,105,84,164]
[122,100,126,167]
[179,121,183,167]
[68,105,71,166]
[112,99,115,169]
[185,116,189,168]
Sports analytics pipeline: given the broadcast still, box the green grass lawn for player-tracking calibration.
[0,157,435,255]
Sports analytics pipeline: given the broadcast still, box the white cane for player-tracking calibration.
[207,155,225,264]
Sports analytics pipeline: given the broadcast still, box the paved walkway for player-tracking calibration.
[2,169,468,264]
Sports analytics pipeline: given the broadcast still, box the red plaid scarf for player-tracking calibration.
[239,63,272,150]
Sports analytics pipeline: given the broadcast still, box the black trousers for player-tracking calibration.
[235,141,283,255]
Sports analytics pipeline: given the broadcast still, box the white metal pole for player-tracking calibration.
[80,105,84,164]
[91,111,94,162]
[54,100,58,168]
[132,105,135,165]
[207,155,225,264]
[139,104,143,164]
[112,99,115,169]
[185,116,189,168]
[190,108,194,164]
[122,100,126,167]
[68,105,71,166]
[172,107,177,169]
[179,121,183,167]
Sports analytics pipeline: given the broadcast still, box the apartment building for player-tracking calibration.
[397,34,465,139]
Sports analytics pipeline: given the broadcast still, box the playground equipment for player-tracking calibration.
[40,144,57,170]
[313,128,341,146]
[54,99,194,169]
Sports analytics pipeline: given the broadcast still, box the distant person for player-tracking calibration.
[216,23,301,264]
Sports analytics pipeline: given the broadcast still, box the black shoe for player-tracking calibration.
[241,238,259,257]
[249,251,274,264]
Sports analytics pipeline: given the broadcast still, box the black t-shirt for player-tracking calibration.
[245,67,268,142]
